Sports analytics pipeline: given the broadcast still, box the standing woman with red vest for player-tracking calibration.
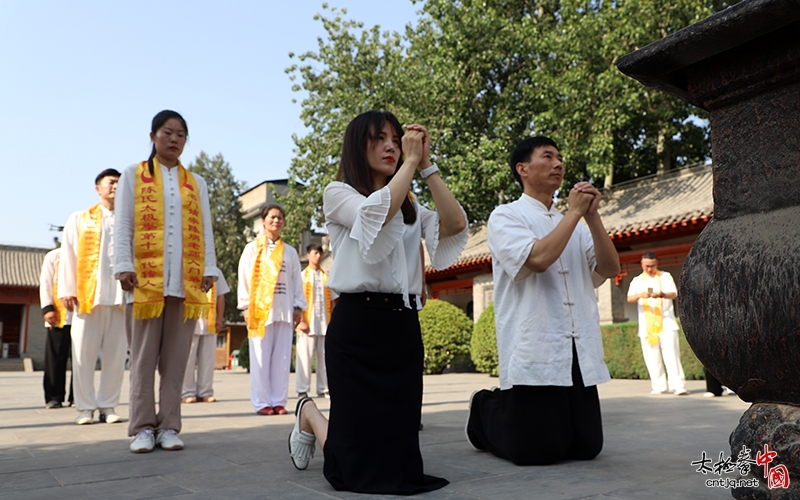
[115,110,219,453]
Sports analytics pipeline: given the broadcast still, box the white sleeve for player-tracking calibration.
[57,212,80,300]
[487,207,535,283]
[323,182,404,265]
[237,241,255,310]
[215,269,231,296]
[290,250,308,311]
[195,174,220,278]
[418,203,468,271]
[627,274,643,298]
[39,250,57,308]
[661,271,678,294]
[114,165,137,276]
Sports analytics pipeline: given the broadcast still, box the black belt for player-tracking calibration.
[339,292,417,310]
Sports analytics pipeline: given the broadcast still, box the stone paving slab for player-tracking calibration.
[0,370,749,499]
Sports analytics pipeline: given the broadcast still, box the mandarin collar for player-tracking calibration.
[520,193,556,214]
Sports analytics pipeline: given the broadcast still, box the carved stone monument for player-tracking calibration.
[616,1,800,498]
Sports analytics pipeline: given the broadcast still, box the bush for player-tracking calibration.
[419,300,473,374]
[237,337,250,373]
[471,303,498,376]
[600,321,705,380]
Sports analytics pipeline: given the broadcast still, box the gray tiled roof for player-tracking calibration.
[0,245,52,287]
[599,163,713,237]
[426,163,713,271]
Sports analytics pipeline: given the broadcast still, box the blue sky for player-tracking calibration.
[0,0,420,248]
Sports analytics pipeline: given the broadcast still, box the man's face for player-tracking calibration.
[96,176,119,202]
[307,249,322,267]
[518,145,563,193]
[641,258,658,277]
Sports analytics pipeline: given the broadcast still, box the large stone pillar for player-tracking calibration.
[617,1,800,498]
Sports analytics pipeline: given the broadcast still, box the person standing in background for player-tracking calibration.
[295,244,336,399]
[238,205,306,416]
[627,251,687,396]
[59,169,127,425]
[183,268,229,403]
[39,247,73,409]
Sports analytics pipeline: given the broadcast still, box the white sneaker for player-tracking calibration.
[674,389,689,396]
[156,429,184,451]
[703,392,718,398]
[99,408,122,424]
[288,397,316,470]
[130,429,155,453]
[75,410,94,425]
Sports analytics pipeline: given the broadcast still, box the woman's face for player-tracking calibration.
[150,118,187,165]
[366,122,401,186]
[262,208,285,237]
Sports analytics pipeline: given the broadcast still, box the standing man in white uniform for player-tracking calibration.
[59,169,127,425]
[627,252,687,395]
[465,136,620,465]
[182,268,229,403]
[295,244,337,399]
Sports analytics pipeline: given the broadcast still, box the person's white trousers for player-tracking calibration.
[249,321,293,411]
[640,328,686,393]
[295,333,328,395]
[183,334,217,398]
[71,305,127,411]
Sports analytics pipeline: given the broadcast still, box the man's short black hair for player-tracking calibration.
[95,168,121,185]
[642,251,658,260]
[508,136,559,187]
[306,244,323,254]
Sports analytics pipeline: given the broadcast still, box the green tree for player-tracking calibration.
[285,0,736,230]
[280,5,411,244]
[188,151,249,323]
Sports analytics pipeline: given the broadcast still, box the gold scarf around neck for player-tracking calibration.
[247,235,284,337]
[302,267,331,325]
[132,158,209,321]
[76,203,103,314]
[641,272,663,345]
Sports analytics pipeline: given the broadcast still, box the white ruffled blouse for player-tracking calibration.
[323,182,468,310]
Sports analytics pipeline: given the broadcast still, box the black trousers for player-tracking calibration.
[43,326,73,405]
[704,367,724,396]
[466,342,603,466]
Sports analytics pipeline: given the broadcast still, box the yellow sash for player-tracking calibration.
[133,159,208,321]
[302,267,331,324]
[641,272,663,345]
[76,204,102,314]
[247,236,285,337]
[207,283,217,334]
[53,256,68,328]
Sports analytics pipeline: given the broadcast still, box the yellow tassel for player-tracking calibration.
[133,302,165,320]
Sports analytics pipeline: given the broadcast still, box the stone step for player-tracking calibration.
[0,358,30,371]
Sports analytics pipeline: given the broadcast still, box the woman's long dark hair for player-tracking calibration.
[336,111,416,225]
[148,110,189,176]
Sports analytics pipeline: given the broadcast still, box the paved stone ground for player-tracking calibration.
[1,370,748,499]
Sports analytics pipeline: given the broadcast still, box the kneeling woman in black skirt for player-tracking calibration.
[288,111,468,495]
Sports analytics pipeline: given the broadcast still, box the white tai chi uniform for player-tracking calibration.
[295,267,337,396]
[59,205,127,413]
[182,268,230,399]
[238,238,306,411]
[628,271,686,393]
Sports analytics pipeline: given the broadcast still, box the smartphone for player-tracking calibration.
[647,287,654,294]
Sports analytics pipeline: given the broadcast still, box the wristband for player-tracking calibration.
[419,164,439,179]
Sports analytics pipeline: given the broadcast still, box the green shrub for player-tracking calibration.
[419,300,473,374]
[600,321,704,380]
[237,337,250,373]
[471,303,498,376]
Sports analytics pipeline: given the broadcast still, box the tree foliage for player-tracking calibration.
[188,152,249,323]
[282,0,738,239]
[419,299,474,374]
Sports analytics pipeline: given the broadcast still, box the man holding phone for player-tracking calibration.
[627,251,687,396]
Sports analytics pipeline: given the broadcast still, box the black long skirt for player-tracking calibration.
[323,292,449,495]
